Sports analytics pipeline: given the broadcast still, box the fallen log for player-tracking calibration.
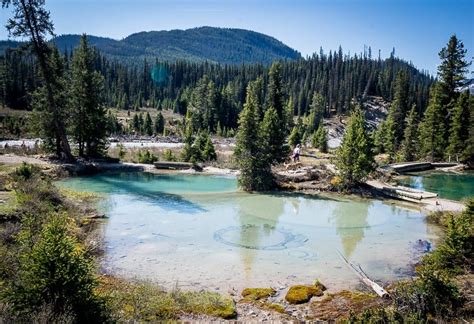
[337,249,389,298]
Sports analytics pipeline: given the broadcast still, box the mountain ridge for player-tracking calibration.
[0,27,301,65]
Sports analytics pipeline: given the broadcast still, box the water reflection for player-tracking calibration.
[330,200,370,258]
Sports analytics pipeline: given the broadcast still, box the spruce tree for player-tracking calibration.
[3,0,73,160]
[308,92,325,133]
[143,112,153,136]
[387,70,410,147]
[202,135,217,161]
[336,107,374,186]
[464,95,474,163]
[418,84,446,161]
[288,126,302,147]
[447,91,470,161]
[437,35,469,103]
[235,81,273,191]
[154,111,164,135]
[312,125,328,153]
[400,105,419,161]
[70,34,106,157]
[373,121,387,155]
[264,62,288,162]
[30,47,69,155]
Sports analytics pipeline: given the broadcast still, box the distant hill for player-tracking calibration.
[1,27,301,65]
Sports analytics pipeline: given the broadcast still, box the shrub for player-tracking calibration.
[137,150,158,164]
[4,213,108,322]
[162,149,177,162]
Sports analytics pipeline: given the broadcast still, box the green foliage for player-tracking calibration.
[104,278,236,321]
[143,112,153,136]
[70,34,107,158]
[137,150,158,164]
[400,105,418,161]
[154,111,165,135]
[12,162,39,181]
[307,92,325,133]
[336,108,374,186]
[447,91,471,161]
[418,84,446,161]
[181,130,216,162]
[117,143,127,160]
[312,125,328,153]
[423,200,473,274]
[288,125,302,147]
[264,62,289,163]
[162,149,177,162]
[235,81,274,191]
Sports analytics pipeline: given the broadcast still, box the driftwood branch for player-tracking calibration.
[337,249,390,298]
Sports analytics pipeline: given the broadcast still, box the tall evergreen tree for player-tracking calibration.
[400,105,419,162]
[307,92,325,133]
[3,0,73,160]
[386,70,410,148]
[312,124,328,153]
[437,35,470,103]
[235,81,273,191]
[70,34,106,157]
[418,84,446,161]
[447,91,470,161]
[154,111,165,134]
[336,107,374,186]
[264,62,288,162]
[143,112,153,136]
[31,47,69,154]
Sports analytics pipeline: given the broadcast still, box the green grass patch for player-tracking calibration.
[100,277,236,321]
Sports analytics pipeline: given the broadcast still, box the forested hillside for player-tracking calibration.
[0,46,433,132]
[0,27,301,65]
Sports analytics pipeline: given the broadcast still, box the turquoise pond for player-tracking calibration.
[397,171,474,201]
[58,172,442,291]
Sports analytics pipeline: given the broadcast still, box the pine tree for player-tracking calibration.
[202,135,217,161]
[418,84,446,161]
[436,35,470,142]
[30,47,69,155]
[154,111,164,135]
[447,91,470,161]
[235,81,273,191]
[437,35,470,103]
[70,34,106,157]
[132,114,140,133]
[464,95,474,163]
[336,107,374,186]
[3,0,73,160]
[312,125,328,153]
[143,112,153,136]
[264,62,288,162]
[400,105,419,161]
[373,121,388,155]
[387,70,410,147]
[288,126,302,147]
[308,92,325,132]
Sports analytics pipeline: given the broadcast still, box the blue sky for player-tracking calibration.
[1,0,473,74]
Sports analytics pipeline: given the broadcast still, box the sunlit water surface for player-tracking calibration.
[58,172,442,291]
[397,171,474,201]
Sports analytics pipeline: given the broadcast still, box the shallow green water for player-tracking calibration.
[58,172,441,291]
[397,171,474,201]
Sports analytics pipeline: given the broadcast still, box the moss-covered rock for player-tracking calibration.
[241,287,276,300]
[285,285,324,304]
[267,303,286,313]
[314,279,327,291]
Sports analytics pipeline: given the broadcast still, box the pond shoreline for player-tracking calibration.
[3,153,467,321]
